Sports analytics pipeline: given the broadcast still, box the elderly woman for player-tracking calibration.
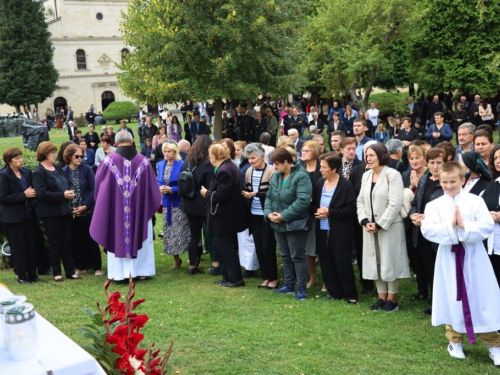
[62,144,103,276]
[264,148,312,300]
[200,144,248,287]
[312,153,358,303]
[95,136,116,168]
[180,135,214,275]
[84,124,100,152]
[301,140,322,288]
[157,141,189,268]
[33,142,80,282]
[409,147,446,315]
[357,143,410,312]
[460,151,491,195]
[243,143,278,289]
[0,148,39,283]
[106,126,116,146]
[340,137,364,180]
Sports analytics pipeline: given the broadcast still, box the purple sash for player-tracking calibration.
[451,242,475,344]
[103,156,149,258]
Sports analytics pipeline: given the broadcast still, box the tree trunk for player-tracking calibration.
[362,67,378,111]
[349,72,361,110]
[15,104,21,113]
[213,98,223,139]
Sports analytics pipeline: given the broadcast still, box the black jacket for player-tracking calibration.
[0,167,36,223]
[467,176,490,196]
[452,110,469,132]
[409,174,443,247]
[205,159,248,234]
[33,164,73,218]
[252,118,267,142]
[62,164,95,211]
[311,176,357,259]
[309,119,325,133]
[388,158,405,174]
[139,124,158,143]
[348,162,367,197]
[180,159,214,216]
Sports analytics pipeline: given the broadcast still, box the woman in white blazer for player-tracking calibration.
[357,143,410,312]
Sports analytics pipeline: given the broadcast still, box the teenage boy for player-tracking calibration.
[420,162,500,366]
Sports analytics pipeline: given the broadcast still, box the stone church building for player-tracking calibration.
[0,0,134,116]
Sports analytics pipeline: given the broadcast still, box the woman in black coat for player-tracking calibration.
[0,148,39,284]
[452,103,469,144]
[62,144,102,276]
[311,153,358,303]
[32,141,79,282]
[180,135,215,275]
[201,144,248,287]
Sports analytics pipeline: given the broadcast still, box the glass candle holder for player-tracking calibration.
[0,295,27,348]
[4,302,38,361]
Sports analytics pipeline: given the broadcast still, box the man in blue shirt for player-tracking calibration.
[189,112,207,140]
[354,118,374,161]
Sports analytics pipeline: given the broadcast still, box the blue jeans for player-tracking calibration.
[274,231,308,289]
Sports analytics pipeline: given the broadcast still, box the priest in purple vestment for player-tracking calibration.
[90,131,161,280]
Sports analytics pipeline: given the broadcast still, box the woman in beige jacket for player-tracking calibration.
[357,143,410,312]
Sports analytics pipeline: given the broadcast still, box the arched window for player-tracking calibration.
[76,49,86,70]
[46,7,55,19]
[121,48,129,64]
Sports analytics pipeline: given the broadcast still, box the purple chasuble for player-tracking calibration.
[90,153,161,258]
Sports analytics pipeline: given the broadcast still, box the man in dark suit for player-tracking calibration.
[66,106,74,122]
[470,94,481,125]
[137,107,146,121]
[139,116,157,150]
[282,107,293,133]
[288,128,304,155]
[289,108,307,137]
[190,112,207,140]
[252,111,267,142]
[178,140,190,161]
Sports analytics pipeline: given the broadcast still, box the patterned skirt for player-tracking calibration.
[162,206,190,255]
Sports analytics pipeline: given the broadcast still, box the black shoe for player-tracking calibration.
[369,298,386,311]
[202,249,209,255]
[222,281,245,287]
[30,277,43,283]
[345,299,358,304]
[17,278,31,285]
[243,270,257,278]
[209,266,222,276]
[265,282,280,290]
[421,307,432,316]
[411,293,428,301]
[38,270,53,276]
[361,289,373,295]
[381,300,399,312]
[214,279,226,285]
[158,233,163,238]
[322,294,342,300]
[187,267,204,275]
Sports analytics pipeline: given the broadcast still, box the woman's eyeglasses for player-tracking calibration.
[73,155,83,159]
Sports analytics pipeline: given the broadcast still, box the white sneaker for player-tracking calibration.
[488,346,500,367]
[448,342,466,359]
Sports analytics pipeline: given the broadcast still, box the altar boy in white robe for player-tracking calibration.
[420,162,500,366]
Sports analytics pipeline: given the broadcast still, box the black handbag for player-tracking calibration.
[277,182,309,232]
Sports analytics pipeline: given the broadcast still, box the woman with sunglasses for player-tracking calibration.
[63,144,103,276]
[33,141,80,282]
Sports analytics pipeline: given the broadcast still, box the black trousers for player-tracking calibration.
[186,214,206,266]
[249,214,277,281]
[353,221,374,291]
[33,220,50,274]
[71,213,101,271]
[4,217,38,281]
[414,232,437,299]
[43,215,75,278]
[270,134,277,148]
[213,233,243,283]
[490,254,500,289]
[317,230,358,300]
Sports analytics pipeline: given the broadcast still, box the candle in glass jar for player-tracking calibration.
[0,295,27,348]
[4,302,38,361]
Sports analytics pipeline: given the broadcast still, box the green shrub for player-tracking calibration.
[369,92,409,123]
[102,101,137,123]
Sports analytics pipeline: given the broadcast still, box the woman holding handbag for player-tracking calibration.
[264,148,313,300]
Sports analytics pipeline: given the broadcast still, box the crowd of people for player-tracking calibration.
[1,93,500,366]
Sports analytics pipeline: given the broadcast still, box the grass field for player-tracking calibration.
[0,125,498,374]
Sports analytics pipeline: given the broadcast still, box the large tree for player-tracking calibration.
[0,0,59,112]
[409,0,500,94]
[118,0,308,138]
[304,0,417,110]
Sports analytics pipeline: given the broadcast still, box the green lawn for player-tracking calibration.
[0,127,497,374]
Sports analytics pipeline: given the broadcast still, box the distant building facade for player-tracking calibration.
[0,0,135,117]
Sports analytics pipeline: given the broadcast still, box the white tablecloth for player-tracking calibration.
[0,285,106,375]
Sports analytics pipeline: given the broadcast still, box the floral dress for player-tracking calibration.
[162,164,190,255]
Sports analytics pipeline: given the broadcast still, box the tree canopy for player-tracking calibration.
[118,0,308,136]
[0,0,58,111]
[409,0,500,94]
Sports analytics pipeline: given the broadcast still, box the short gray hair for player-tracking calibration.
[309,125,318,133]
[115,131,133,145]
[243,143,265,159]
[288,128,298,136]
[386,139,404,155]
[458,122,476,135]
[260,132,271,144]
[68,121,74,126]
[178,139,190,152]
